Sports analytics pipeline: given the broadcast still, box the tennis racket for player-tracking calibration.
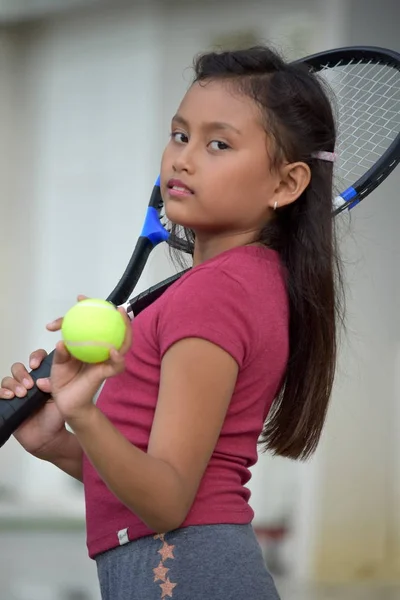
[0,45,399,447]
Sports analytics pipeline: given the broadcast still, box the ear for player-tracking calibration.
[269,162,311,210]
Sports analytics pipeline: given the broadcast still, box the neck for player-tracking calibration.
[192,231,258,267]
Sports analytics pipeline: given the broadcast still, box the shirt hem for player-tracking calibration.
[88,507,254,560]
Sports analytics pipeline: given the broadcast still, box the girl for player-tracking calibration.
[0,46,343,599]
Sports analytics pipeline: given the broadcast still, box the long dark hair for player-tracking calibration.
[169,46,344,460]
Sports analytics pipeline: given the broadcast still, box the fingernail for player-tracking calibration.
[23,378,32,388]
[30,359,39,369]
[3,390,13,398]
[16,386,26,397]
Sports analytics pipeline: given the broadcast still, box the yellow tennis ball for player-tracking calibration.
[61,299,126,363]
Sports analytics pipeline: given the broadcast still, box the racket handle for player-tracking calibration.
[0,351,55,448]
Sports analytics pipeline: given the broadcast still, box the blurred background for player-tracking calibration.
[0,0,399,598]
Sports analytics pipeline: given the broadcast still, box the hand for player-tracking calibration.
[0,349,68,459]
[46,295,132,426]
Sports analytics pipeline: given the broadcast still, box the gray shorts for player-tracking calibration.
[95,524,280,600]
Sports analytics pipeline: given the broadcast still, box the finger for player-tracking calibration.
[10,362,34,388]
[102,348,126,378]
[0,376,27,398]
[109,347,125,364]
[53,340,75,365]
[0,376,52,399]
[0,388,14,399]
[77,294,89,302]
[36,378,52,393]
[46,317,63,332]
[29,349,48,370]
[53,340,70,363]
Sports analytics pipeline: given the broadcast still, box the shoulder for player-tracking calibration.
[157,246,288,367]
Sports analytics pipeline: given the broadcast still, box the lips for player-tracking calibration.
[167,179,194,194]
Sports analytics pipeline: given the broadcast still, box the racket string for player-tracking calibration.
[319,59,400,188]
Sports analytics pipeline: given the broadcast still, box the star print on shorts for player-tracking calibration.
[153,534,177,598]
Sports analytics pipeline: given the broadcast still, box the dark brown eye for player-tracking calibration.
[209,140,230,151]
[171,132,188,144]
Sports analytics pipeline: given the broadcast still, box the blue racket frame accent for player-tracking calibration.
[339,186,360,211]
[140,176,170,245]
[141,206,170,245]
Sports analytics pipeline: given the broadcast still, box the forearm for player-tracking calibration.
[48,452,83,483]
[43,432,84,483]
[68,407,189,532]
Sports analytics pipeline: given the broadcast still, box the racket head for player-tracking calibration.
[295,46,400,214]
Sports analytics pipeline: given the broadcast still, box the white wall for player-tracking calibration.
[0,26,43,497]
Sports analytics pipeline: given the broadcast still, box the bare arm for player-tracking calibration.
[46,433,83,482]
[68,338,238,532]
[43,431,84,483]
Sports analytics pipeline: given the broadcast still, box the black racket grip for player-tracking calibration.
[0,350,55,448]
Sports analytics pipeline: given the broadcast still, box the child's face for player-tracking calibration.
[160,80,280,240]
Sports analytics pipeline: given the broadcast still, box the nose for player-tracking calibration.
[172,143,195,174]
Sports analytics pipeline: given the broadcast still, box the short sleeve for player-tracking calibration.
[157,266,257,368]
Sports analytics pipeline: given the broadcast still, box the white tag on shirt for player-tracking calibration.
[117,527,129,545]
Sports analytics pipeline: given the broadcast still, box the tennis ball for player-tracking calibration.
[61,299,126,363]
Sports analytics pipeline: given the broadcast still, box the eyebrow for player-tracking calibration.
[171,114,242,136]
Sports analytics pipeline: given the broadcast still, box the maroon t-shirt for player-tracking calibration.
[82,246,289,558]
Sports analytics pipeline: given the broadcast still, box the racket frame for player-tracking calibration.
[293,46,400,214]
